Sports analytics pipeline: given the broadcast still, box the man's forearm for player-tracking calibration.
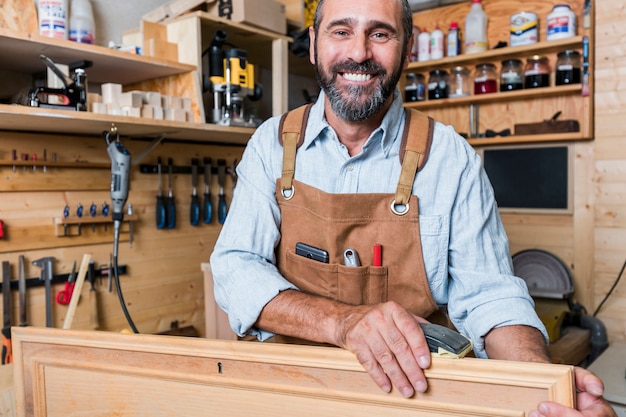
[484,325,551,363]
[256,289,351,346]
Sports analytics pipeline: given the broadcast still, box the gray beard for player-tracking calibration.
[324,82,388,122]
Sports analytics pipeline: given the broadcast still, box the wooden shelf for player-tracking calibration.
[406,37,586,72]
[405,84,582,110]
[0,27,195,85]
[0,104,254,144]
[467,132,590,147]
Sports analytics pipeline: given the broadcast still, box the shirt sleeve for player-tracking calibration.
[443,138,548,358]
[210,118,298,341]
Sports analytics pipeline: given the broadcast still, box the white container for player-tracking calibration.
[69,0,95,44]
[447,22,461,57]
[464,0,488,54]
[510,12,538,47]
[38,0,69,40]
[547,4,576,41]
[410,26,420,62]
[430,25,444,60]
[417,30,431,62]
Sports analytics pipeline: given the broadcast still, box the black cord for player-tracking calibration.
[593,257,626,317]
[113,219,139,333]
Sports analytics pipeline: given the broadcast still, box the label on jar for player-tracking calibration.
[510,12,538,47]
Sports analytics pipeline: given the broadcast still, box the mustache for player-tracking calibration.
[330,60,386,76]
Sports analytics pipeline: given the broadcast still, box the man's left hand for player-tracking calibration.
[529,367,617,417]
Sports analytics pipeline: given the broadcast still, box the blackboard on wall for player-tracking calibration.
[482,146,570,212]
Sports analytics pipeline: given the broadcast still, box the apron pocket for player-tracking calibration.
[284,250,389,306]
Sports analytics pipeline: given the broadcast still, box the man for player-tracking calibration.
[210,0,615,415]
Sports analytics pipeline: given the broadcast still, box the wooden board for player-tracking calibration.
[0,0,38,33]
[12,326,575,417]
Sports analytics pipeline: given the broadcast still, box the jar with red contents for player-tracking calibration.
[473,63,498,94]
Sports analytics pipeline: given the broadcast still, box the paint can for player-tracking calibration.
[510,12,538,47]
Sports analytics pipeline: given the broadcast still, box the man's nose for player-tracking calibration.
[346,33,372,63]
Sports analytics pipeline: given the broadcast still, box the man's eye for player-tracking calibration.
[372,32,390,41]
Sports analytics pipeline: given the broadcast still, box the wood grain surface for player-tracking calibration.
[0,0,38,33]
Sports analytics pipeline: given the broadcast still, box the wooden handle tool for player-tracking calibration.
[62,254,91,330]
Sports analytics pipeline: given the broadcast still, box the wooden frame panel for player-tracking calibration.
[12,327,574,417]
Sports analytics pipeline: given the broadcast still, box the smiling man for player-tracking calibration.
[210,1,615,416]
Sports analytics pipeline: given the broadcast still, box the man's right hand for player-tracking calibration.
[335,301,433,398]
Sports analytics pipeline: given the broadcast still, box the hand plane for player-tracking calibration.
[420,323,473,358]
[28,55,90,111]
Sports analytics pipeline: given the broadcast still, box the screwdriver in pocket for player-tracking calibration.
[155,157,166,229]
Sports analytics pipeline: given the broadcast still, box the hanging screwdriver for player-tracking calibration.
[63,204,70,236]
[155,157,166,229]
[102,202,110,231]
[202,157,213,224]
[190,158,200,226]
[76,203,83,235]
[90,202,97,232]
[167,157,176,229]
[217,159,227,224]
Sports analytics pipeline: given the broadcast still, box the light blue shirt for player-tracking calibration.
[210,89,547,358]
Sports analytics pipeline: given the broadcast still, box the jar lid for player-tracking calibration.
[557,50,581,58]
[475,63,496,69]
[528,55,548,62]
[429,69,448,75]
[451,66,469,73]
[502,58,523,65]
[552,4,572,9]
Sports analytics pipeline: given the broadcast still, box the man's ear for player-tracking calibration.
[403,35,413,69]
[309,25,316,65]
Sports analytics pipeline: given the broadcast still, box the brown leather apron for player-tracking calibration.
[273,105,446,343]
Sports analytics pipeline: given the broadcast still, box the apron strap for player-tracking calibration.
[394,109,435,206]
[278,103,313,194]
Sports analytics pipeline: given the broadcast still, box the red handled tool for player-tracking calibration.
[56,261,77,305]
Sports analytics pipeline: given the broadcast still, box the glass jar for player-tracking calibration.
[474,63,498,94]
[449,66,471,98]
[500,59,524,92]
[427,69,449,100]
[524,55,551,88]
[555,50,581,85]
[404,72,426,102]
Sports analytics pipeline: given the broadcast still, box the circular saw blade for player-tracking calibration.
[512,249,574,299]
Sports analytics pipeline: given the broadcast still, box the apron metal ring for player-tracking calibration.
[390,199,409,216]
[281,186,295,200]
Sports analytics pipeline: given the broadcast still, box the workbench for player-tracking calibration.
[588,342,626,417]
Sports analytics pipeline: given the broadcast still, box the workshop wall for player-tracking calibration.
[0,131,244,334]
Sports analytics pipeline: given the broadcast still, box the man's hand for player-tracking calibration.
[336,301,432,398]
[529,367,617,417]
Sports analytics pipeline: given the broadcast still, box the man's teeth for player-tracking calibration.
[343,73,372,82]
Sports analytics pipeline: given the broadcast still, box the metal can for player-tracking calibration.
[510,12,538,47]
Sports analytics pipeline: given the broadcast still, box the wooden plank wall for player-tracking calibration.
[593,0,626,342]
[0,130,244,334]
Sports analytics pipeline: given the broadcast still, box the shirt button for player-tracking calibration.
[347,164,354,171]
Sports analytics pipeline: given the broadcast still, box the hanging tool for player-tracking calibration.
[127,203,134,247]
[56,260,76,305]
[190,158,200,226]
[2,261,12,365]
[102,202,110,231]
[0,221,4,240]
[43,148,47,173]
[87,259,99,330]
[76,203,84,235]
[90,202,97,232]
[167,157,176,229]
[62,254,91,330]
[18,255,26,327]
[202,157,213,224]
[217,159,227,224]
[155,157,166,229]
[32,256,55,327]
[63,204,70,236]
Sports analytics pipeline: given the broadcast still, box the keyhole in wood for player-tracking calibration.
[217,362,223,374]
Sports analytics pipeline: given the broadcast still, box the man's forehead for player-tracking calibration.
[319,0,402,29]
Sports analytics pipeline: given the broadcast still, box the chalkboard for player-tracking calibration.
[482,146,569,211]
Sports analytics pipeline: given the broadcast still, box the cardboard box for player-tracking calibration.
[206,0,287,34]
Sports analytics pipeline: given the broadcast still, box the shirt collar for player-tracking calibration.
[301,88,406,156]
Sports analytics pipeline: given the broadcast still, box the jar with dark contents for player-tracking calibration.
[404,72,426,101]
[555,50,581,85]
[428,69,449,100]
[500,59,524,92]
[524,55,551,88]
[474,63,498,94]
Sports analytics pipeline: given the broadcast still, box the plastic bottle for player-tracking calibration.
[430,25,444,60]
[447,22,461,57]
[69,0,95,44]
[464,0,488,54]
[546,5,576,41]
[417,30,430,62]
[38,0,69,40]
[410,26,421,62]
